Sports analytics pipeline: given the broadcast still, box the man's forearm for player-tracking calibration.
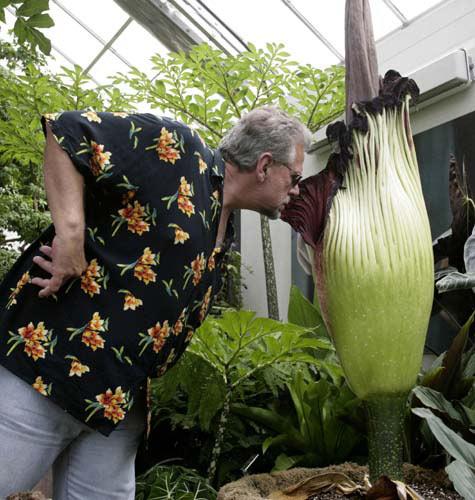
[43,124,85,240]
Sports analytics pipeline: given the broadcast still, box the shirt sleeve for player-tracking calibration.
[41,110,190,192]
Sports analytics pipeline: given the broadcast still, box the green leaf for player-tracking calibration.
[13,18,27,44]
[463,350,475,378]
[32,28,51,55]
[412,407,475,467]
[412,386,465,424]
[446,460,475,499]
[26,13,54,28]
[198,376,224,431]
[16,0,49,17]
[426,312,475,396]
[274,453,302,471]
[288,285,328,337]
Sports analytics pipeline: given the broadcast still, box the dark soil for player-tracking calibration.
[217,462,463,500]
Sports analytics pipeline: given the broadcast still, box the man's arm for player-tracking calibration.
[31,124,88,297]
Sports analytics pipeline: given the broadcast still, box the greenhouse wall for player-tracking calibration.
[241,0,475,322]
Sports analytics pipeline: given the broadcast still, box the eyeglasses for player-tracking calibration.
[280,163,303,188]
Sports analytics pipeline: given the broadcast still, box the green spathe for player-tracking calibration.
[322,99,434,399]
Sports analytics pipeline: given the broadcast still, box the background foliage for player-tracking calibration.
[0,0,54,55]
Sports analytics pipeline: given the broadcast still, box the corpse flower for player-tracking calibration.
[281,71,434,481]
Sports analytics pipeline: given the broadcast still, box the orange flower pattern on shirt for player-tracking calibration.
[191,253,206,286]
[82,312,106,351]
[138,320,170,355]
[133,264,156,284]
[162,176,195,218]
[80,259,108,298]
[135,247,157,284]
[121,291,143,311]
[169,223,190,244]
[113,200,156,236]
[81,111,102,123]
[33,376,50,396]
[173,309,186,336]
[194,151,208,174]
[67,312,109,352]
[117,247,159,286]
[158,127,181,164]
[7,321,56,361]
[185,329,194,343]
[183,252,207,289]
[177,195,195,217]
[208,247,221,271]
[24,341,46,361]
[6,272,30,309]
[199,286,213,323]
[178,177,192,197]
[69,359,90,377]
[85,386,132,424]
[90,142,112,176]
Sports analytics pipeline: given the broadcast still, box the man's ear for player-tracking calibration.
[255,152,272,183]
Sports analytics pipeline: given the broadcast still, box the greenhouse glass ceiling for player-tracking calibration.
[1,0,447,85]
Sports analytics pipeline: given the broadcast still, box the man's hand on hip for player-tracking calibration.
[31,234,87,298]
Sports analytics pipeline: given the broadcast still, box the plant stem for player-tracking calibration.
[364,393,407,482]
[207,384,232,485]
[260,214,279,320]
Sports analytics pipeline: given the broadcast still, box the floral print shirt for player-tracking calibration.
[0,111,232,435]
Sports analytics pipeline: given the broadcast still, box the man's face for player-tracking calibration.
[259,143,304,220]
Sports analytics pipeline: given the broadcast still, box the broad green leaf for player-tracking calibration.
[262,434,288,454]
[16,0,49,17]
[463,350,475,378]
[412,386,465,424]
[463,384,475,407]
[217,310,256,339]
[455,401,475,427]
[446,460,475,500]
[426,312,475,396]
[28,27,51,54]
[274,453,302,471]
[198,376,225,431]
[288,285,329,338]
[412,407,475,467]
[13,18,26,44]
[419,365,445,387]
[231,404,291,435]
[26,12,53,28]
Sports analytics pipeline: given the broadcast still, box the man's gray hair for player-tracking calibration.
[218,107,312,172]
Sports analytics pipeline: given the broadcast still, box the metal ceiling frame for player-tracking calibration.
[280,0,344,61]
[4,0,452,85]
[52,0,134,68]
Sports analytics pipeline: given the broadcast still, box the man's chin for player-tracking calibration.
[258,207,280,220]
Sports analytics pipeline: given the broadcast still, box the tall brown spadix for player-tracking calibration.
[344,0,379,123]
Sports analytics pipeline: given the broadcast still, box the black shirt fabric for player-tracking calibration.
[0,111,232,435]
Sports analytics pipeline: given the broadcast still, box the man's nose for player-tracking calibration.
[289,184,300,196]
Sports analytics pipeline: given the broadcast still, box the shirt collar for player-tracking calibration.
[212,148,225,181]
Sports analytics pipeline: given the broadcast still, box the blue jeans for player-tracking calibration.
[0,365,145,499]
